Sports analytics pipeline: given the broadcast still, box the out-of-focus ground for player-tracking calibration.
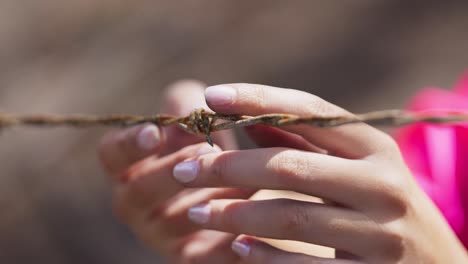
[0,1,467,263]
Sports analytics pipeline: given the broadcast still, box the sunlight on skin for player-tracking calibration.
[251,190,334,258]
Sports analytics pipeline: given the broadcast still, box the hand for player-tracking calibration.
[98,81,256,263]
[170,84,468,263]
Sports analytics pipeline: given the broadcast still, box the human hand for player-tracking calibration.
[98,81,256,263]
[170,84,468,263]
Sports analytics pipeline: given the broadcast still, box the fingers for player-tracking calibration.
[112,142,255,254]
[113,143,256,223]
[161,80,237,154]
[98,80,239,180]
[205,84,397,158]
[186,199,382,256]
[230,236,364,264]
[245,124,326,153]
[99,123,161,176]
[111,143,218,227]
[98,79,244,262]
[151,188,253,238]
[121,143,220,208]
[131,188,254,250]
[172,148,383,209]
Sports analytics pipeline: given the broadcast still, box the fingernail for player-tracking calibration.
[197,144,222,156]
[137,125,160,151]
[188,203,211,224]
[205,85,236,106]
[232,241,251,257]
[173,160,199,183]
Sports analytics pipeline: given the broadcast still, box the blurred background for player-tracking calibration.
[0,1,467,263]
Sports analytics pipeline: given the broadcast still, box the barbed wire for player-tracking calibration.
[1,109,467,146]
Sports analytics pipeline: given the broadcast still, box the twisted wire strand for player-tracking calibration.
[1,109,467,146]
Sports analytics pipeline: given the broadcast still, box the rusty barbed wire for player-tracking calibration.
[0,109,467,146]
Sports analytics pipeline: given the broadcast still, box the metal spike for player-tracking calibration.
[206,134,214,147]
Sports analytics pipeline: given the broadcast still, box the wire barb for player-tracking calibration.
[0,109,467,145]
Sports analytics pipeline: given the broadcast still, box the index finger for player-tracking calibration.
[205,84,397,158]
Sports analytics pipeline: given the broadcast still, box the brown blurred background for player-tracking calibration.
[0,1,467,263]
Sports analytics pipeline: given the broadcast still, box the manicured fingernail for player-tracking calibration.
[137,125,160,151]
[197,144,221,156]
[205,85,236,106]
[173,160,199,183]
[232,241,251,257]
[188,203,211,224]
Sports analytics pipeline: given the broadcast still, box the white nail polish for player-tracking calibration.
[205,85,236,106]
[137,125,160,150]
[232,241,251,257]
[173,161,199,183]
[188,204,211,224]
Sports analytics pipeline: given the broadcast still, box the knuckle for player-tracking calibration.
[237,84,267,110]
[376,132,402,158]
[301,93,342,116]
[278,200,309,236]
[370,171,411,217]
[327,217,354,236]
[268,151,313,186]
[381,176,411,213]
[250,84,268,109]
[372,227,405,261]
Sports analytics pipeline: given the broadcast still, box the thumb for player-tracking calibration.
[160,80,237,154]
[162,80,209,116]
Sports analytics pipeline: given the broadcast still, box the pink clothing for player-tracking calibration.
[394,71,468,248]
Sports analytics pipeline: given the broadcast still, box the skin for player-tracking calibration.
[98,81,468,263]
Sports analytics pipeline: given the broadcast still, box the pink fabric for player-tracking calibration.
[394,71,468,248]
